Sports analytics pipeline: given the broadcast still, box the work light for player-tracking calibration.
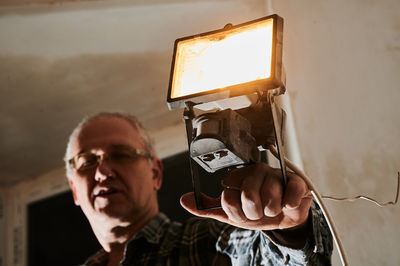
[167,15,284,110]
[167,14,288,209]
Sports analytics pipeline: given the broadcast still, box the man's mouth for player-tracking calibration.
[93,187,119,198]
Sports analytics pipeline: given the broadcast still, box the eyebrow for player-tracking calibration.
[77,144,136,154]
[72,144,143,161]
[108,144,138,151]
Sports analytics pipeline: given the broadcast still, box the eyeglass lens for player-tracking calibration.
[74,148,147,171]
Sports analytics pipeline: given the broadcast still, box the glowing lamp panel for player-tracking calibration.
[170,18,274,99]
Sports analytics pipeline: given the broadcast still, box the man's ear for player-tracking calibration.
[151,158,163,191]
[68,178,80,206]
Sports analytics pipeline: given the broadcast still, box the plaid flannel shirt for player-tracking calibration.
[84,203,332,266]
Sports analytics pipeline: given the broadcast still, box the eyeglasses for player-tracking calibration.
[68,146,153,171]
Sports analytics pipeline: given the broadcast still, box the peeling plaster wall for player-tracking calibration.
[270,0,400,265]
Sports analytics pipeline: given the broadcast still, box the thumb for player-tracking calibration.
[180,192,229,223]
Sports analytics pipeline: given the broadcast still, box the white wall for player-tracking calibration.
[271,0,400,265]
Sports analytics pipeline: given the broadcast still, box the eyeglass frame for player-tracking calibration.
[67,145,153,172]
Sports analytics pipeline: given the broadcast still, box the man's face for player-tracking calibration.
[67,117,162,224]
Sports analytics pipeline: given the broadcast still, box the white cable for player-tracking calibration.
[269,145,348,266]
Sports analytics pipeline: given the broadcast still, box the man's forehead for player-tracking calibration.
[71,117,143,152]
[82,117,137,134]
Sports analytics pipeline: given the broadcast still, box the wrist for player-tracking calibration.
[269,214,312,249]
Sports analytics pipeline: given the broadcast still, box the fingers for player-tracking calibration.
[221,163,281,223]
[260,168,283,217]
[241,174,264,220]
[182,163,312,231]
[281,173,312,225]
[221,169,247,223]
[180,191,281,231]
[221,164,311,227]
[180,192,228,222]
[283,172,309,209]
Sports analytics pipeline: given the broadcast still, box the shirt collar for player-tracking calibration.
[130,212,171,244]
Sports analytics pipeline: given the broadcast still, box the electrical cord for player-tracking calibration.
[320,182,399,207]
[269,145,400,266]
[268,145,349,265]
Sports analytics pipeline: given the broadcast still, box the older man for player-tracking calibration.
[65,112,332,265]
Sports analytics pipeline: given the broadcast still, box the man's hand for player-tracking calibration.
[180,163,312,231]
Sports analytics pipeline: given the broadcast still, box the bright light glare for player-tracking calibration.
[171,18,274,99]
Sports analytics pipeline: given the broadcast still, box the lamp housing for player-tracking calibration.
[167,14,284,110]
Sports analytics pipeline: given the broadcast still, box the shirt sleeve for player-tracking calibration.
[215,202,333,266]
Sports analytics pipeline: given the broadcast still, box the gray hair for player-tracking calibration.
[64,112,155,177]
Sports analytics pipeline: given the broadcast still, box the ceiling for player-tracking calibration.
[0,0,267,186]
[0,51,183,186]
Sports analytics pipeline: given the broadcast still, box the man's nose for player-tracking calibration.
[94,158,115,182]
